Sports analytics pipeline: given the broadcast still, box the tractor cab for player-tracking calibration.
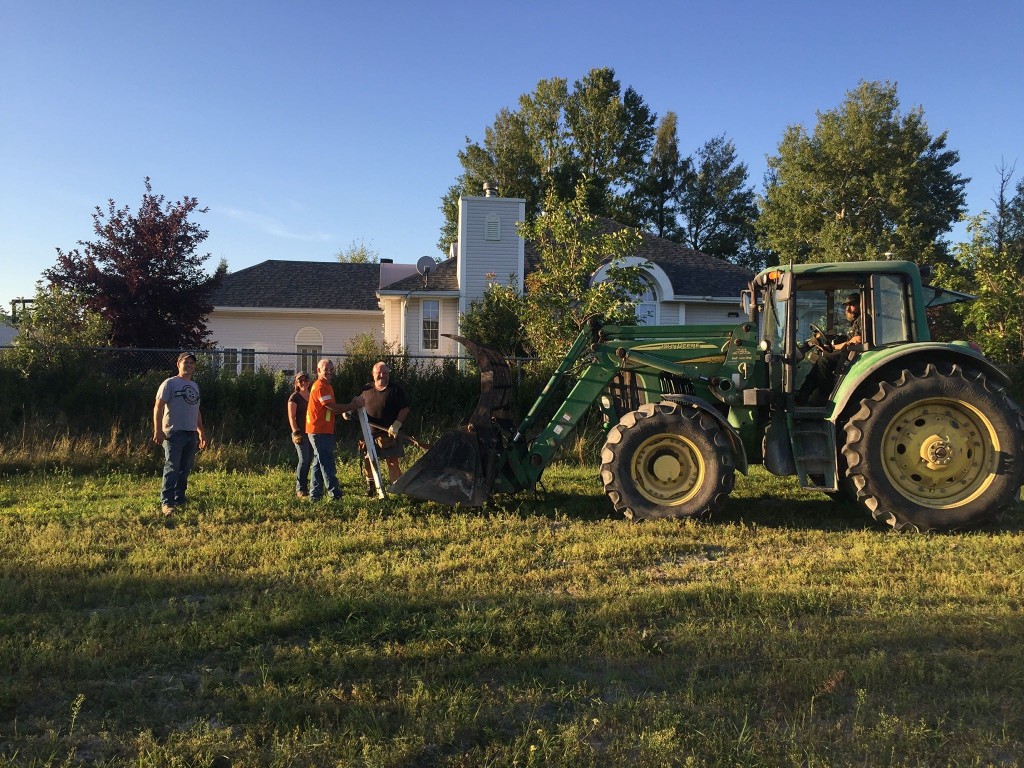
[753,261,929,403]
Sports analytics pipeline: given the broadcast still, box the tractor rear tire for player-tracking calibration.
[841,363,1024,532]
[600,401,735,521]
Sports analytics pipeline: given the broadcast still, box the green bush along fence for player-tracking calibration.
[0,346,549,453]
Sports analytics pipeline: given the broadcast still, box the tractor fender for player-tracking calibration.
[661,394,749,474]
[832,342,1011,420]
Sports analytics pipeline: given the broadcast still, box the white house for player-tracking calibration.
[207,190,753,369]
[0,314,16,346]
[375,191,753,356]
[208,261,385,372]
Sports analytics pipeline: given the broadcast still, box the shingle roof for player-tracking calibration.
[525,219,752,297]
[215,222,752,309]
[380,258,459,292]
[381,221,752,297]
[212,260,382,311]
[629,230,753,297]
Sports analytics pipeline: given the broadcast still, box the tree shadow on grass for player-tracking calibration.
[715,492,874,532]
[3,556,1024,766]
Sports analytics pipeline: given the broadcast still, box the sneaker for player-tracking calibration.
[161,504,175,516]
[296,491,309,500]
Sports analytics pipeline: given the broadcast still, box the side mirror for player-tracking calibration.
[740,289,756,321]
[775,272,792,303]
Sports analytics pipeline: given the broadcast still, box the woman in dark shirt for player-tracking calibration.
[287,371,321,498]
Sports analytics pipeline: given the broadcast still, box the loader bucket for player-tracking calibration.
[388,335,513,506]
[387,427,490,505]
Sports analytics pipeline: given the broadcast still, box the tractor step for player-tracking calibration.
[789,408,838,491]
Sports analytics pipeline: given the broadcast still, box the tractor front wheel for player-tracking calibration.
[600,401,735,521]
[841,363,1024,532]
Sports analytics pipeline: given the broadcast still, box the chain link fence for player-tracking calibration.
[0,345,536,379]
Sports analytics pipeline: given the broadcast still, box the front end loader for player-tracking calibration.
[391,315,756,519]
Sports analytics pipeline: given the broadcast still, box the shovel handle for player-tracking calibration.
[368,421,430,451]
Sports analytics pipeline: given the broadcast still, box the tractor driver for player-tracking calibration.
[796,293,863,406]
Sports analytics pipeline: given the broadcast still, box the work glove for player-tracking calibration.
[291,430,304,446]
[388,420,402,439]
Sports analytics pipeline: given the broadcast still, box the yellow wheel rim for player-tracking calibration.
[631,433,704,506]
[880,397,998,508]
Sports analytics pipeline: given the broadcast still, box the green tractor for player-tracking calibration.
[392,260,1024,532]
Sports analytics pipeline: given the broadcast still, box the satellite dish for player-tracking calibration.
[415,255,435,275]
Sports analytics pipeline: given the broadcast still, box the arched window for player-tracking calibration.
[295,327,324,373]
[590,261,668,327]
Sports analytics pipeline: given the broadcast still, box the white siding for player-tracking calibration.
[381,297,403,348]
[656,302,683,325]
[457,196,525,315]
[681,302,744,325]
[405,301,422,354]
[440,298,459,357]
[209,309,382,354]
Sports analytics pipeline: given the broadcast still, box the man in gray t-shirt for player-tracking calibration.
[153,352,207,515]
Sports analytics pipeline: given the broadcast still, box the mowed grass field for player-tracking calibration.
[1,450,1023,767]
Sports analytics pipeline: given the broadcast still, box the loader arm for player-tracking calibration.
[392,316,753,506]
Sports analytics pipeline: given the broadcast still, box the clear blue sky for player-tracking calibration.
[2,0,1022,307]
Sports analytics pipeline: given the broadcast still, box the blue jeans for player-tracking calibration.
[309,433,342,500]
[161,430,199,507]
[294,435,323,496]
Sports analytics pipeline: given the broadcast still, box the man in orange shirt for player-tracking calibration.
[306,358,364,501]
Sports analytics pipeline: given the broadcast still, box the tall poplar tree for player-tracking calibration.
[676,135,762,267]
[632,111,688,239]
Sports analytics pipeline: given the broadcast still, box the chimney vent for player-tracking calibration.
[483,181,498,197]
[380,258,393,264]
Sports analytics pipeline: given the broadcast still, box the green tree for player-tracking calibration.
[44,178,222,348]
[458,274,528,358]
[632,111,688,239]
[676,134,762,268]
[987,162,1024,273]
[938,214,1024,369]
[758,81,968,265]
[518,184,647,365]
[438,108,543,253]
[564,68,655,221]
[336,238,380,263]
[3,283,110,375]
[439,68,654,251]
[937,168,1024,378]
